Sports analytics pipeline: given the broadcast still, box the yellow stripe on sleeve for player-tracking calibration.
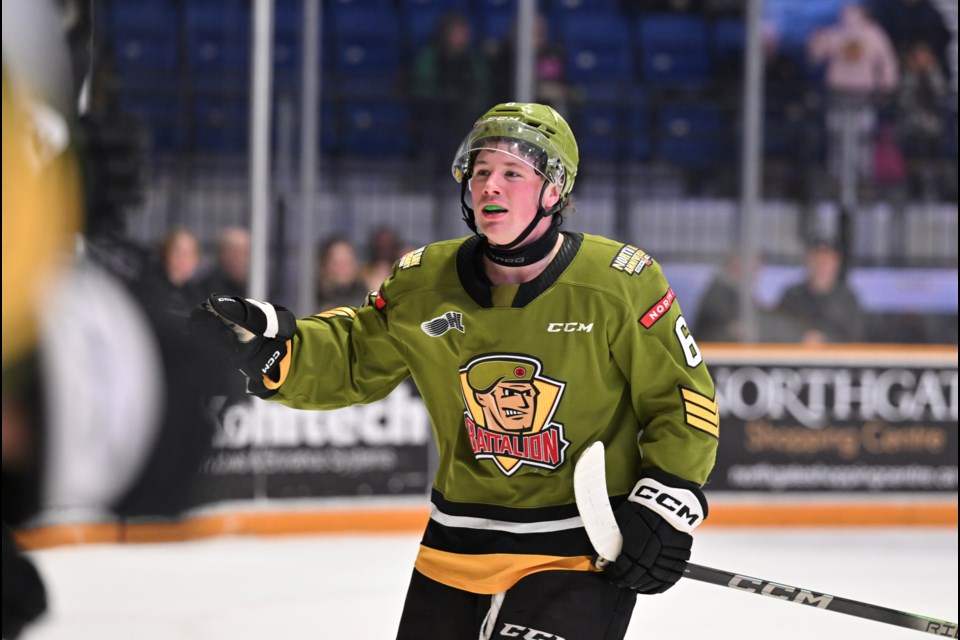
[680,387,719,438]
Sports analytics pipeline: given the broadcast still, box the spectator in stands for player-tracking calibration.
[866,0,952,76]
[808,3,900,95]
[774,234,865,344]
[413,11,491,171]
[693,253,759,343]
[362,224,402,291]
[896,40,949,197]
[137,227,205,316]
[488,12,569,116]
[808,3,900,195]
[315,235,369,312]
[199,226,250,297]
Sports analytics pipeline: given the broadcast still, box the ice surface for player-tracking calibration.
[23,527,957,640]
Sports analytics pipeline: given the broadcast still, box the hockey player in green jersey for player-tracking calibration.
[192,102,718,639]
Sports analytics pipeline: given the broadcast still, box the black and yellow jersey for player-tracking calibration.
[268,231,718,594]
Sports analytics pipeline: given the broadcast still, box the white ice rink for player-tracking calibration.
[22,527,958,640]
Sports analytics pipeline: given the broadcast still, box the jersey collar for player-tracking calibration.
[456,232,583,309]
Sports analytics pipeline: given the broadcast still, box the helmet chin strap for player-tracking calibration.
[460,180,564,268]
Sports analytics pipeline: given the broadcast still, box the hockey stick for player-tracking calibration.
[573,442,958,637]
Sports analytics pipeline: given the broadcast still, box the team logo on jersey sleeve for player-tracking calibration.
[610,244,653,276]
[459,354,569,476]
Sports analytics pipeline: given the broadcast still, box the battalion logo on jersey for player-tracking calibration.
[610,244,653,276]
[421,311,465,337]
[398,246,425,270]
[459,354,570,476]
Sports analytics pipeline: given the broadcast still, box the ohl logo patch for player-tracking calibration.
[459,354,570,476]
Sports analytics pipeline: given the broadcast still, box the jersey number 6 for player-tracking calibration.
[674,316,702,367]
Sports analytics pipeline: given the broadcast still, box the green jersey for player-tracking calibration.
[269,232,718,593]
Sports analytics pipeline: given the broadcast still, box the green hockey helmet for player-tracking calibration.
[451,102,579,200]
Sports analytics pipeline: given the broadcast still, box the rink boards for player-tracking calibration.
[17,345,958,549]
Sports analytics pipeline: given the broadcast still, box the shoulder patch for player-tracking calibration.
[315,306,358,319]
[680,387,719,438]
[639,288,676,328]
[363,289,388,311]
[610,244,653,276]
[398,246,426,270]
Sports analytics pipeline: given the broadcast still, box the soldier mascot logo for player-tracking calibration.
[459,354,570,475]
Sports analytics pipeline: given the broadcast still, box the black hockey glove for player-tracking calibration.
[604,469,708,595]
[189,294,297,397]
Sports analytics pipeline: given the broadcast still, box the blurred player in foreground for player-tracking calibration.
[3,2,216,636]
[192,102,718,639]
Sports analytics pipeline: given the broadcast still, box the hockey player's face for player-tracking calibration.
[475,381,539,433]
[470,148,560,247]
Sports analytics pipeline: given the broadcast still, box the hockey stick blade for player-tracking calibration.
[572,442,622,568]
[572,442,958,636]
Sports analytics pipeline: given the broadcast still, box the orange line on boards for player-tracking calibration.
[705,503,958,527]
[14,503,956,551]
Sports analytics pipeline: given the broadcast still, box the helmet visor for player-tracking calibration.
[451,119,566,190]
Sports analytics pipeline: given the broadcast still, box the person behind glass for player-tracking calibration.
[362,224,402,292]
[315,235,370,312]
[199,225,250,298]
[136,227,204,316]
[190,103,718,639]
[693,252,761,343]
[895,40,948,196]
[866,0,952,76]
[808,3,900,193]
[488,11,568,115]
[775,234,865,344]
[413,11,491,170]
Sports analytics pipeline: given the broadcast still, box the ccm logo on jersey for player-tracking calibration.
[627,476,705,532]
[498,623,564,639]
[639,288,676,328]
[547,322,593,333]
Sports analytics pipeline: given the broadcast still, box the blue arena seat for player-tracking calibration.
[711,16,745,77]
[474,0,517,48]
[118,88,185,152]
[342,101,411,157]
[559,13,632,83]
[273,0,303,74]
[328,0,395,9]
[398,0,472,53]
[184,0,251,73]
[332,7,402,77]
[656,104,729,168]
[573,104,622,163]
[192,92,249,152]
[627,87,653,161]
[106,1,179,72]
[637,13,710,86]
[547,0,621,18]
